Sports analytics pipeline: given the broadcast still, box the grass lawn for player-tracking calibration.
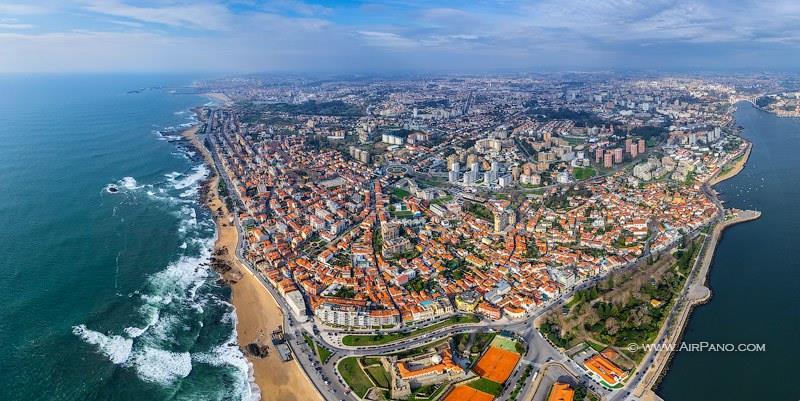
[586,339,606,352]
[409,384,446,401]
[431,195,453,205]
[338,357,374,398]
[490,335,519,353]
[563,136,588,145]
[390,209,414,218]
[361,357,382,366]
[304,333,333,363]
[467,377,503,396]
[317,345,333,363]
[365,365,390,388]
[392,338,450,359]
[303,333,315,350]
[341,315,480,346]
[573,166,597,180]
[391,187,411,199]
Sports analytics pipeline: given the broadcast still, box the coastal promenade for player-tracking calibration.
[629,209,760,400]
[183,122,325,401]
[624,143,759,401]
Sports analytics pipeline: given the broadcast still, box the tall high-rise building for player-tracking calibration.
[613,148,624,164]
[463,172,475,185]
[493,210,508,232]
[604,151,613,168]
[447,154,460,170]
[637,139,646,154]
[449,170,459,183]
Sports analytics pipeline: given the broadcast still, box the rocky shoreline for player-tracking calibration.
[179,115,323,401]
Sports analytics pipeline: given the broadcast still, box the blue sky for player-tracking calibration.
[1,0,799,73]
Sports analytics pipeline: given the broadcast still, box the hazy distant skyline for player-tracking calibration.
[2,0,800,73]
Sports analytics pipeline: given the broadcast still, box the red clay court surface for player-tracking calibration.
[443,385,494,401]
[473,346,521,383]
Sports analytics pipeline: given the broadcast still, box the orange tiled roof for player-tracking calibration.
[584,353,626,385]
[547,382,574,401]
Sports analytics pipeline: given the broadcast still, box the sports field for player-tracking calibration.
[473,346,521,383]
[489,335,518,353]
[442,385,494,401]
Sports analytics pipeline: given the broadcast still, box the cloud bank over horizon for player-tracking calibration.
[2,0,799,73]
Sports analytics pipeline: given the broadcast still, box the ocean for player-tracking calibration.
[657,103,800,399]
[0,75,258,401]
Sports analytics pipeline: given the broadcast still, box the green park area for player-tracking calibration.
[541,237,703,361]
[362,358,390,388]
[573,166,597,180]
[338,357,375,398]
[467,377,504,396]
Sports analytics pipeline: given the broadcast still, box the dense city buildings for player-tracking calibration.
[194,72,755,401]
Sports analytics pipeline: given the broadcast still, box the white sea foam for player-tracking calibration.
[168,165,209,190]
[129,346,192,385]
[140,293,173,306]
[177,205,199,235]
[73,324,133,364]
[179,187,198,198]
[148,314,183,344]
[146,246,212,302]
[124,304,161,338]
[86,124,252,398]
[193,310,261,401]
[118,177,141,190]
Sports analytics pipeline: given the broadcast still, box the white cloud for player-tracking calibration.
[2,0,800,72]
[357,30,418,49]
[0,22,34,29]
[83,1,234,31]
[107,19,144,28]
[0,3,51,15]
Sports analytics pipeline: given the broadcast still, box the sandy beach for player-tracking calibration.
[205,92,234,107]
[182,124,323,401]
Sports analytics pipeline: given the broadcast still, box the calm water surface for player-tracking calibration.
[657,103,800,400]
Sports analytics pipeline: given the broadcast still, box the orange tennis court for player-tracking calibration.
[443,385,494,401]
[472,346,521,383]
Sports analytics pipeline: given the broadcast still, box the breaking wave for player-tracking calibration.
[78,114,258,400]
[72,324,133,364]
